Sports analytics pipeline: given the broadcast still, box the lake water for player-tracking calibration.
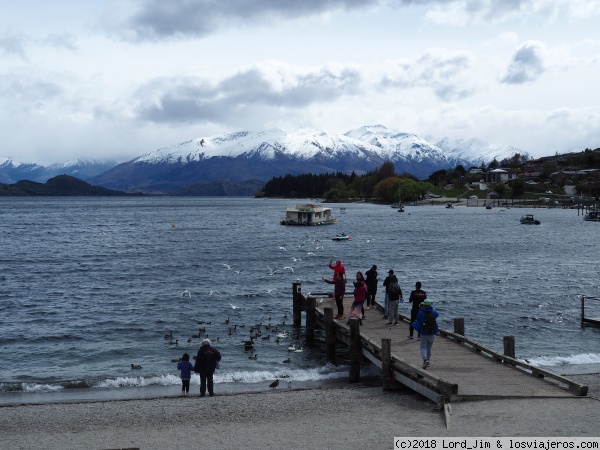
[1,197,599,404]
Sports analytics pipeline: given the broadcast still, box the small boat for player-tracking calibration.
[486,204,492,210]
[446,203,454,209]
[397,205,405,212]
[584,210,600,222]
[520,214,541,225]
[332,232,351,241]
[340,207,346,214]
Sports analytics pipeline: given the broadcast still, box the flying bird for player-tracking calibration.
[230,304,240,310]
[199,138,205,147]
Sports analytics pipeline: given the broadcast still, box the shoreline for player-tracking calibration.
[1,376,599,449]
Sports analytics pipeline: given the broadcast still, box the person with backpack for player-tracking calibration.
[382,270,398,320]
[407,282,427,340]
[386,276,403,325]
[411,300,439,369]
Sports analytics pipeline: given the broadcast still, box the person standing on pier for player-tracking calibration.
[365,265,378,310]
[407,282,427,340]
[194,338,222,397]
[347,272,367,325]
[322,271,347,320]
[386,277,402,325]
[329,259,346,281]
[382,270,398,320]
[411,300,439,369]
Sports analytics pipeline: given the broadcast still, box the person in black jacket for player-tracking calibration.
[365,265,378,310]
[194,338,222,397]
[408,281,427,340]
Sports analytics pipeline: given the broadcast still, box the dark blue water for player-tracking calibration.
[1,197,599,402]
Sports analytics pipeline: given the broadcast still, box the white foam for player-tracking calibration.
[22,383,64,392]
[526,353,600,367]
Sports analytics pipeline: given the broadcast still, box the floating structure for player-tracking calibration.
[280,203,335,226]
[331,232,351,241]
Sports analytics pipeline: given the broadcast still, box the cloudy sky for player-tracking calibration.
[2,0,599,165]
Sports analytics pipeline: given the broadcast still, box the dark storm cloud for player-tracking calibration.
[134,65,362,124]
[501,41,545,84]
[125,0,383,41]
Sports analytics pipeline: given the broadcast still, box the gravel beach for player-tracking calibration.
[1,374,599,450]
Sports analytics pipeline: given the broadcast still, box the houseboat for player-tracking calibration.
[281,203,336,226]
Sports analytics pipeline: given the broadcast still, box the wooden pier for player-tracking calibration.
[292,283,588,407]
[581,295,600,327]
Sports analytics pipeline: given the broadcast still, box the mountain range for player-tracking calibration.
[2,125,529,194]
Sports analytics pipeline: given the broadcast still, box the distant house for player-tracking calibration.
[484,168,518,184]
[468,167,483,174]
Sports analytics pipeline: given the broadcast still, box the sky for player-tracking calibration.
[1,0,600,165]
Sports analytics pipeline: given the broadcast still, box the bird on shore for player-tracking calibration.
[131,364,142,370]
[269,379,279,389]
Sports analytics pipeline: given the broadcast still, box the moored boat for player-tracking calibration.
[331,232,351,241]
[584,210,600,222]
[520,214,541,225]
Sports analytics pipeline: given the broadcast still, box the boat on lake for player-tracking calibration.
[584,210,600,222]
[331,232,351,241]
[520,214,541,225]
[281,203,335,226]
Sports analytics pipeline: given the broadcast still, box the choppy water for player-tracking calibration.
[1,197,599,403]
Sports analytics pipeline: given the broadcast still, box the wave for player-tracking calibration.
[527,352,600,367]
[2,365,349,393]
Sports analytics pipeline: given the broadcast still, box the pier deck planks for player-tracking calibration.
[314,295,579,400]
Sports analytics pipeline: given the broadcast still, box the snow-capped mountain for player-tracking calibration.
[90,125,490,191]
[0,158,117,184]
[4,125,528,192]
[432,137,531,166]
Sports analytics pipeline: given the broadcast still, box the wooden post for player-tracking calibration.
[381,338,393,390]
[292,282,302,328]
[325,307,336,363]
[306,295,315,344]
[349,319,362,383]
[503,336,515,358]
[581,295,585,325]
[453,317,464,343]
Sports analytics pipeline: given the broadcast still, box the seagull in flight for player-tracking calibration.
[230,303,240,310]
[222,263,232,270]
[233,269,244,275]
[291,257,302,262]
[209,290,220,296]
[283,266,294,273]
[267,265,282,275]
[199,138,205,147]
[266,288,278,294]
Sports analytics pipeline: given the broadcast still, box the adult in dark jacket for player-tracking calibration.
[411,300,439,369]
[194,338,222,396]
[386,277,402,325]
[322,271,347,320]
[408,282,427,339]
[365,265,378,310]
[382,270,398,319]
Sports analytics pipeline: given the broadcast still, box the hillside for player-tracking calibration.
[0,175,132,196]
